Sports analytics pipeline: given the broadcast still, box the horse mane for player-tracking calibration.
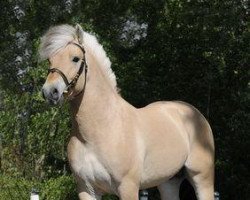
[39,24,117,90]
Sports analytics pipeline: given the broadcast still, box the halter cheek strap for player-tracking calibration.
[48,42,88,95]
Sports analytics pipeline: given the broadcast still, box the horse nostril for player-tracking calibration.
[42,86,61,104]
[52,88,58,95]
[51,87,60,101]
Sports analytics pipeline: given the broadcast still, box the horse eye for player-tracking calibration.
[72,57,80,63]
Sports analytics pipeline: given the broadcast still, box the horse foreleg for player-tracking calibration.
[118,178,139,200]
[78,192,100,200]
[75,176,101,200]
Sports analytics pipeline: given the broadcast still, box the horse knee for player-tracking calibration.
[118,179,139,200]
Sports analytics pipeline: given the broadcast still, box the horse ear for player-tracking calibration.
[75,24,84,44]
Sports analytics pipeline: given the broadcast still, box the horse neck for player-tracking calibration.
[70,53,120,142]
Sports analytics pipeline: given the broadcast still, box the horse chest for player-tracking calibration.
[71,147,112,191]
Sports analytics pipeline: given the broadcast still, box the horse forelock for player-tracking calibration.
[39,24,117,90]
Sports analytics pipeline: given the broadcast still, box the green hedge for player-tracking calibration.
[0,175,117,200]
[40,175,78,200]
[0,175,36,200]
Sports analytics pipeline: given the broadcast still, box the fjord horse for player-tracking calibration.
[41,24,214,200]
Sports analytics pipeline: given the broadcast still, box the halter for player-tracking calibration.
[48,42,88,96]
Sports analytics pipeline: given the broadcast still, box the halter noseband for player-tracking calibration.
[48,42,88,96]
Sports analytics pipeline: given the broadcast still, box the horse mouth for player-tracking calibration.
[42,90,64,106]
[46,96,64,106]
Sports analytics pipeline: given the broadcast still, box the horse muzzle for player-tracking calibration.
[42,82,65,105]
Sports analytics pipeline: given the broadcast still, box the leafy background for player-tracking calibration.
[0,0,249,199]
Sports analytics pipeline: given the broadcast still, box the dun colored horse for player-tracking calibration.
[41,24,214,200]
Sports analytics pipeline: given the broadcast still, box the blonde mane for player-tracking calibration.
[39,24,117,89]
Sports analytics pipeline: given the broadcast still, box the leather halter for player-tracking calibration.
[48,42,88,96]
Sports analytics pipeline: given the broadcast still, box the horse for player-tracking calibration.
[40,24,214,200]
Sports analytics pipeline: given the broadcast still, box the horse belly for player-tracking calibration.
[140,128,188,189]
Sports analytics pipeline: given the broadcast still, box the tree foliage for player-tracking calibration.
[0,0,249,199]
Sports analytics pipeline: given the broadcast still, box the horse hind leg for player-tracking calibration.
[185,168,214,200]
[184,110,215,200]
[185,148,214,200]
[157,177,183,200]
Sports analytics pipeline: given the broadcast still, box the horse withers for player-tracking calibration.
[40,24,214,200]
